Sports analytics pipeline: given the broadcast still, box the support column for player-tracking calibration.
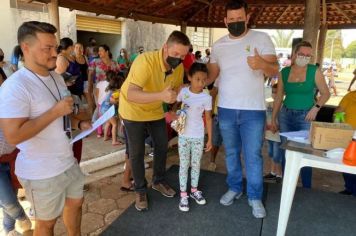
[316,24,327,66]
[316,0,327,66]
[180,21,187,34]
[302,0,320,64]
[48,0,60,42]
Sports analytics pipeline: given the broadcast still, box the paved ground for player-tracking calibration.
[0,70,354,236]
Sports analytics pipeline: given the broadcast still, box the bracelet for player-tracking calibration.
[314,104,321,109]
[78,120,83,130]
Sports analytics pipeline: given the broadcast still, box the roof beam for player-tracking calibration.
[332,3,355,23]
[208,0,219,20]
[184,4,209,22]
[127,0,151,13]
[247,0,350,4]
[194,0,210,5]
[250,6,264,26]
[276,6,291,23]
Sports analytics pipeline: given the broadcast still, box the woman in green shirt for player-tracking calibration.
[117,48,130,76]
[271,41,330,188]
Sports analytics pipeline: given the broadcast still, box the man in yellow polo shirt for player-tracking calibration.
[119,31,190,211]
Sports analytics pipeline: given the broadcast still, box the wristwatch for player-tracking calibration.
[314,104,321,109]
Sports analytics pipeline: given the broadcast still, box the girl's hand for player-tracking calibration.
[305,107,319,122]
[205,140,212,152]
[169,111,178,121]
[270,120,279,133]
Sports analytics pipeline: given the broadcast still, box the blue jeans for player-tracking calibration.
[0,164,26,233]
[267,140,282,164]
[343,173,356,196]
[278,106,312,188]
[218,108,265,200]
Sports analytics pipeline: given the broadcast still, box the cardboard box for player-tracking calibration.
[310,122,354,150]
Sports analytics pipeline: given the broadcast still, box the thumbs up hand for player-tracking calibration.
[161,85,177,104]
[247,48,264,70]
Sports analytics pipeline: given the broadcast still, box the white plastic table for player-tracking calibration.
[276,142,356,236]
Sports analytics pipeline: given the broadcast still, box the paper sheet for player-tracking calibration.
[70,105,115,144]
[279,130,310,144]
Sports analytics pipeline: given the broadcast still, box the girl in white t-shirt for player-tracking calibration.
[176,63,212,212]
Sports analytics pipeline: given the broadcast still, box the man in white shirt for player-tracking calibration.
[0,21,85,236]
[207,0,278,218]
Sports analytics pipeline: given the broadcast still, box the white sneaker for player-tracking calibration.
[248,199,266,218]
[220,190,243,206]
[179,196,189,212]
[190,191,206,205]
[18,216,32,231]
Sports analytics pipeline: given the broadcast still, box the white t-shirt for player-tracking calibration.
[177,87,212,138]
[210,30,276,110]
[96,81,109,105]
[0,68,75,180]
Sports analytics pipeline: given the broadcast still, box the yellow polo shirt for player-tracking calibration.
[119,48,184,121]
[339,91,356,129]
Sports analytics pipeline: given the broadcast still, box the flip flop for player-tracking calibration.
[120,185,134,192]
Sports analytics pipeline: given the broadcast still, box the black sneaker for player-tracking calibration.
[179,196,189,212]
[190,191,206,205]
[339,189,352,195]
[264,173,277,180]
[275,176,282,184]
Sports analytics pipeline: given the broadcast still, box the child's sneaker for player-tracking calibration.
[179,196,189,212]
[190,190,206,205]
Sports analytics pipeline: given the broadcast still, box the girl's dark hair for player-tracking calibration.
[99,44,110,53]
[99,44,112,59]
[17,21,57,44]
[225,0,248,15]
[57,37,74,53]
[13,45,23,59]
[105,70,125,92]
[188,62,208,77]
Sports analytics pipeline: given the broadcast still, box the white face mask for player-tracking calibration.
[120,52,125,57]
[295,55,310,67]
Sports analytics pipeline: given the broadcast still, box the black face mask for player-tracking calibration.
[166,56,182,69]
[227,21,246,37]
[0,55,4,62]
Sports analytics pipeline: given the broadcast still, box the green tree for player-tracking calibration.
[271,30,294,48]
[324,30,344,61]
[343,40,356,58]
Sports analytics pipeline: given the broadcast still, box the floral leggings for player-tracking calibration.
[178,136,204,192]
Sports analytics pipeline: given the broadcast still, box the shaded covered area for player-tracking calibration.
[29,0,356,29]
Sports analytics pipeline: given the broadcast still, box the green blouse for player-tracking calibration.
[281,64,317,110]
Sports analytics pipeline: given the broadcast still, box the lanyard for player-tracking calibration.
[25,67,61,102]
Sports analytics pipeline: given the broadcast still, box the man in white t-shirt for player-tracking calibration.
[207,0,278,218]
[0,21,85,236]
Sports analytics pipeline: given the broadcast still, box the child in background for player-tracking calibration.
[176,63,212,212]
[100,71,125,145]
[264,84,283,183]
[94,76,109,138]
